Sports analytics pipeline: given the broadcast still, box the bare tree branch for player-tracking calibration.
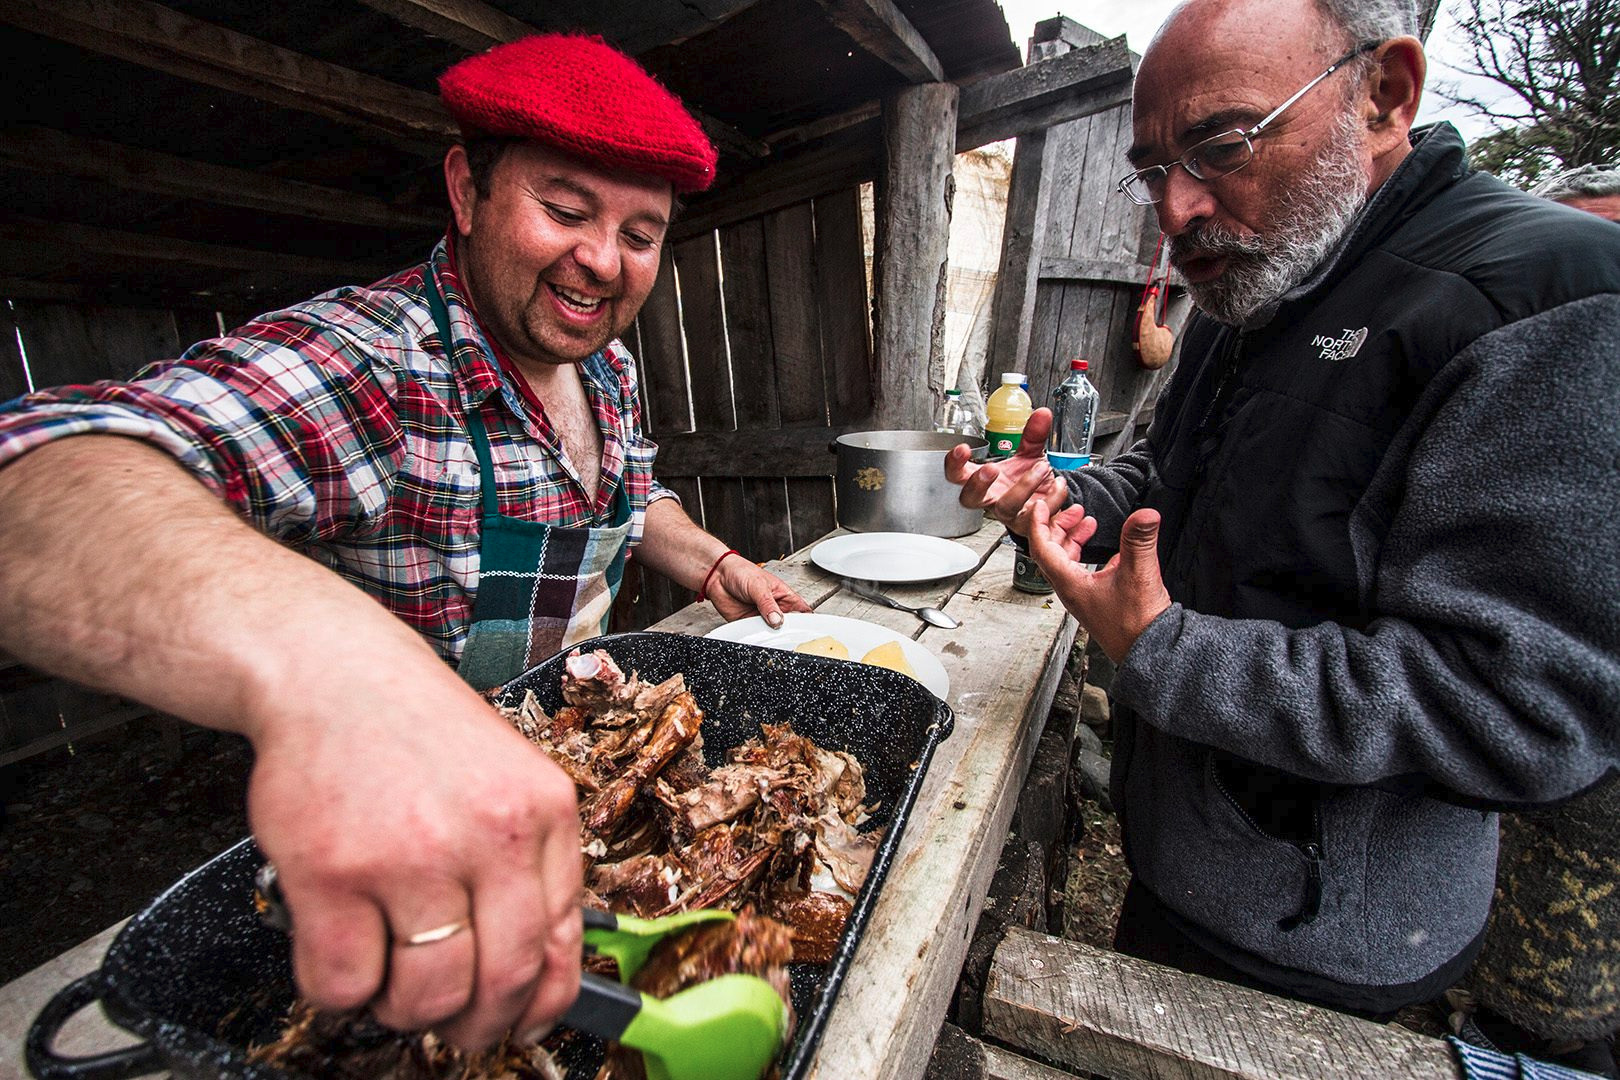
[1431,0,1619,183]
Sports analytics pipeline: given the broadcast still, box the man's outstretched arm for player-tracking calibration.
[0,435,583,1050]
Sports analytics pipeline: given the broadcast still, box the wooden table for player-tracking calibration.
[0,517,1077,1080]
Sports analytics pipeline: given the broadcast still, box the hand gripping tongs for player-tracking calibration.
[253,865,787,1080]
[569,907,789,1080]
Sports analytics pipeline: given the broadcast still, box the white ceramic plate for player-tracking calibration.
[810,532,979,583]
[705,612,950,700]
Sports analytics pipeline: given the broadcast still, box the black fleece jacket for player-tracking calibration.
[1064,124,1620,1010]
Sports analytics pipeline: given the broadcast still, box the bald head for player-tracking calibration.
[1125,0,1427,322]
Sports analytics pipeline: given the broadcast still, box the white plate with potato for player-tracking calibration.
[704,612,950,700]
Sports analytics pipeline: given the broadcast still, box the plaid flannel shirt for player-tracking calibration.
[0,240,675,663]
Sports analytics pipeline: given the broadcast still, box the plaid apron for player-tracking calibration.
[426,277,632,691]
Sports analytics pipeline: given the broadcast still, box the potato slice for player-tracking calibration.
[795,635,850,660]
[860,640,915,677]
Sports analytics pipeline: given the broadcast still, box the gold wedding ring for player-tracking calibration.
[403,918,472,947]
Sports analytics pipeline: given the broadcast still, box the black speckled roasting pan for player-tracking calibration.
[27,631,955,1080]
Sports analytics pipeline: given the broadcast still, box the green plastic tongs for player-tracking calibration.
[565,908,790,1080]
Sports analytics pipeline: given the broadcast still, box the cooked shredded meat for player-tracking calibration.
[259,650,879,1079]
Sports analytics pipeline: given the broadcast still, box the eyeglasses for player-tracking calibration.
[1116,40,1382,206]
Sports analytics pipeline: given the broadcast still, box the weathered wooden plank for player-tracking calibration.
[717,218,781,431]
[0,216,393,284]
[872,81,958,430]
[1018,282,1065,395]
[956,38,1134,153]
[634,248,692,437]
[11,303,183,387]
[984,926,1461,1080]
[1038,115,1092,282]
[1038,256,1154,288]
[805,596,1077,1080]
[674,40,1136,242]
[983,126,1051,392]
[0,0,454,152]
[762,204,829,426]
[1066,105,1126,262]
[812,188,874,425]
[671,234,734,432]
[0,301,28,402]
[810,0,944,84]
[1095,105,1139,260]
[656,427,843,478]
[699,475,751,559]
[743,477,794,565]
[785,476,839,554]
[0,126,444,231]
[927,1022,1081,1080]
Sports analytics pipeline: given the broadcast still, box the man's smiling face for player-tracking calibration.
[449,142,672,368]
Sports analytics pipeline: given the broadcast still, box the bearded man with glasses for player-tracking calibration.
[946,0,1620,1025]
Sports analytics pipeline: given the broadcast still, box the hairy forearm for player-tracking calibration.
[0,436,456,738]
[631,497,728,590]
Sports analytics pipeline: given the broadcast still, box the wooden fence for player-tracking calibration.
[984,20,1193,458]
[617,189,873,628]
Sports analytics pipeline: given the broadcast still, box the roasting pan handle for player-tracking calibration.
[25,973,164,1080]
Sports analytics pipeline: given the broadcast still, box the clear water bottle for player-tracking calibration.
[1048,358,1099,470]
[934,389,982,437]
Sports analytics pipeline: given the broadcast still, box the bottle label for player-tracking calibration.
[1046,452,1090,471]
[987,429,1022,458]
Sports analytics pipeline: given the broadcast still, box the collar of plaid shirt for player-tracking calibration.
[435,234,631,519]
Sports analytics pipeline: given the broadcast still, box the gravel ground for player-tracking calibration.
[0,715,253,985]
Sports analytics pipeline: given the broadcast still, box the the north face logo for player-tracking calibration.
[1311,327,1368,361]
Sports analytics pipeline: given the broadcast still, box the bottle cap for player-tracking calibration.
[945,388,960,397]
[1002,372,1024,385]
[1071,359,1088,371]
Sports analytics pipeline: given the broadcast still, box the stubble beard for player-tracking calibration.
[1173,108,1371,326]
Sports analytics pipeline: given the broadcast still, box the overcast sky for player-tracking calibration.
[991,0,1519,144]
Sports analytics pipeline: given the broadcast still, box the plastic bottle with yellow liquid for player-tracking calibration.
[985,372,1033,459]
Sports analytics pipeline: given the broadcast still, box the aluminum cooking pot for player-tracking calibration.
[831,430,987,537]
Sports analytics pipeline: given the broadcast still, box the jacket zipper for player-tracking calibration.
[1210,761,1324,931]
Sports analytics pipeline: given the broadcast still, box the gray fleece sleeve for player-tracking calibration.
[1112,294,1620,805]
[1063,439,1156,559]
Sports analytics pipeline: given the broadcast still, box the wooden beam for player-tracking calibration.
[0,126,445,232]
[0,215,397,283]
[981,22,1087,397]
[353,0,768,159]
[984,927,1462,1080]
[810,0,944,84]
[1038,256,1155,288]
[0,0,455,152]
[956,36,1135,151]
[676,38,1137,239]
[353,0,533,51]
[871,82,957,430]
[652,426,851,478]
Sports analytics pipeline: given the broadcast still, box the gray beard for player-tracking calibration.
[1173,111,1370,325]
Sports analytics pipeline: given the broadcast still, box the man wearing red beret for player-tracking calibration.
[0,35,806,1050]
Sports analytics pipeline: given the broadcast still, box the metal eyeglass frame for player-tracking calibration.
[1116,40,1383,206]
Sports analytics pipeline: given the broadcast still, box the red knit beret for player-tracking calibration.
[439,34,717,194]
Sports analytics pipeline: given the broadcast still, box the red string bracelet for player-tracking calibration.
[698,549,740,603]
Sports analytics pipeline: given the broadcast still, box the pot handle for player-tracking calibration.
[827,440,839,454]
[25,973,163,1080]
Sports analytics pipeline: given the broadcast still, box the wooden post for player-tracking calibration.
[980,25,1080,393]
[872,81,958,431]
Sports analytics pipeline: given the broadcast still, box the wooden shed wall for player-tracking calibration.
[619,188,872,628]
[985,22,1192,457]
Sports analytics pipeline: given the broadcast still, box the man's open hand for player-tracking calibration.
[944,409,1068,534]
[1025,500,1172,663]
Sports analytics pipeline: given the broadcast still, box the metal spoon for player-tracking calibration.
[842,578,961,629]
